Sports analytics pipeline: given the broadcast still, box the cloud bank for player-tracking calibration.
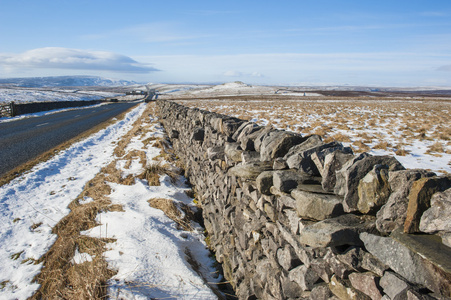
[0,47,158,73]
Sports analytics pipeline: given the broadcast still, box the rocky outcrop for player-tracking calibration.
[156,100,451,300]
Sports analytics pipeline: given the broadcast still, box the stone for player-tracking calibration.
[273,157,288,170]
[284,134,324,158]
[220,118,244,137]
[253,126,276,152]
[334,154,405,212]
[228,161,273,180]
[276,244,302,271]
[337,247,364,272]
[273,170,319,193]
[420,188,451,234]
[404,176,451,233]
[207,146,225,160]
[376,169,436,234]
[361,252,388,277]
[441,233,451,248]
[329,275,371,300]
[224,142,243,162]
[170,129,179,139]
[357,164,391,214]
[288,264,320,291]
[191,127,205,141]
[348,272,383,300]
[260,131,306,161]
[241,151,261,164]
[360,230,451,297]
[286,141,346,176]
[256,171,274,195]
[379,271,409,300]
[292,189,344,221]
[309,283,334,300]
[299,214,376,248]
[280,276,304,299]
[406,289,436,300]
[312,146,353,176]
[322,150,356,192]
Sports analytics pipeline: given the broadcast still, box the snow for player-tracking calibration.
[0,100,219,299]
[0,103,147,299]
[0,88,121,104]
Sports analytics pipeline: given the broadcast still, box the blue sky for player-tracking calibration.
[1,0,451,86]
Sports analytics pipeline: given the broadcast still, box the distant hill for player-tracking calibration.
[0,76,136,87]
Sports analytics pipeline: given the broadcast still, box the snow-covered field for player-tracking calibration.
[0,103,219,299]
[0,87,122,104]
[161,83,451,175]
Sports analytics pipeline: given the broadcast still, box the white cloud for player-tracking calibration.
[0,47,158,73]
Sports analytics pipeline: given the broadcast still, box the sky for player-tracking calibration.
[0,0,451,87]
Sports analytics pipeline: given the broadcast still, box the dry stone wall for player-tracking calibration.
[156,100,451,300]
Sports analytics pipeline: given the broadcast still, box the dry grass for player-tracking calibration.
[139,162,179,186]
[352,141,371,153]
[148,198,195,231]
[30,103,157,299]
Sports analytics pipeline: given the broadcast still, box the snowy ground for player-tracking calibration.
[166,83,450,175]
[0,87,122,104]
[0,103,219,299]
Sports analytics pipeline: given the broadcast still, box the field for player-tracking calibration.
[160,82,451,175]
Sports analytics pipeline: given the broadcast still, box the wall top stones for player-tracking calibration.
[157,99,451,300]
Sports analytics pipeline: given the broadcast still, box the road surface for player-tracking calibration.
[0,101,139,177]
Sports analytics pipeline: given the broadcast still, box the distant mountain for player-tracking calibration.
[0,76,136,87]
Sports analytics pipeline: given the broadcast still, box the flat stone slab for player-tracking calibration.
[228,161,273,180]
[360,229,451,297]
[292,189,344,221]
[299,214,375,248]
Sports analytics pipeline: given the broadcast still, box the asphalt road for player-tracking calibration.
[0,101,140,177]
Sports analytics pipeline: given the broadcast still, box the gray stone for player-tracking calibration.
[228,161,273,180]
[309,283,334,300]
[404,176,451,233]
[170,129,179,139]
[207,146,224,160]
[357,164,391,214]
[361,252,388,277]
[260,131,306,161]
[299,214,376,248]
[337,247,364,272]
[224,142,243,162]
[361,230,451,297]
[273,157,288,170]
[284,134,324,158]
[379,271,409,300]
[285,141,345,176]
[253,126,276,152]
[288,264,320,291]
[191,127,205,141]
[420,188,451,234]
[322,150,355,192]
[312,146,353,176]
[237,123,262,150]
[376,169,436,234]
[292,189,344,221]
[348,272,383,300]
[241,151,260,164]
[334,154,405,212]
[273,170,320,193]
[256,171,274,195]
[277,244,302,271]
[329,275,371,300]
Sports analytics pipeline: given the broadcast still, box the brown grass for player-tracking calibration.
[30,103,157,299]
[148,198,195,231]
[138,162,179,186]
[352,141,371,153]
